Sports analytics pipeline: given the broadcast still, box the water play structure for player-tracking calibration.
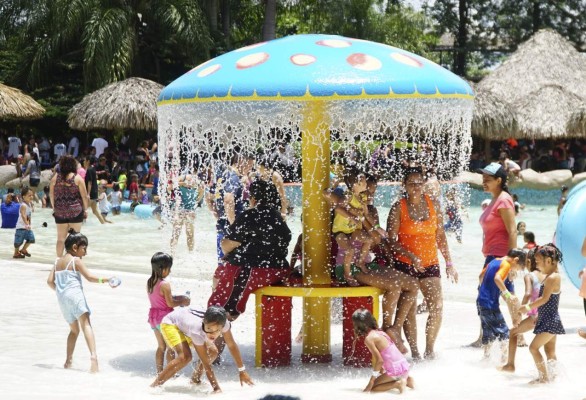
[157,34,473,366]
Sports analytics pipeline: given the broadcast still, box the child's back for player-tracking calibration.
[148,279,174,328]
[53,256,90,324]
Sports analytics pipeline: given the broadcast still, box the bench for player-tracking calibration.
[253,285,383,368]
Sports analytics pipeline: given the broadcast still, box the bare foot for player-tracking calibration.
[190,362,203,384]
[411,352,422,363]
[89,356,99,373]
[406,376,415,389]
[578,329,586,339]
[63,359,73,369]
[386,328,408,354]
[424,351,436,360]
[529,377,548,385]
[465,339,483,348]
[397,378,406,394]
[517,335,528,347]
[498,364,515,373]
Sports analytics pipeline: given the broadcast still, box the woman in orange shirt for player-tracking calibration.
[386,167,458,360]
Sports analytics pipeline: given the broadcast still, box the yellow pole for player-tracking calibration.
[301,100,332,363]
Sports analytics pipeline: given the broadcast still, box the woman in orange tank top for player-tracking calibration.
[386,167,458,360]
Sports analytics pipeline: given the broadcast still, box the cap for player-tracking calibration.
[481,199,491,207]
[477,162,506,178]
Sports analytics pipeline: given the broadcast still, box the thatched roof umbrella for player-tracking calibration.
[0,83,45,120]
[471,85,518,140]
[68,77,163,131]
[478,29,586,138]
[514,85,583,139]
[567,104,586,136]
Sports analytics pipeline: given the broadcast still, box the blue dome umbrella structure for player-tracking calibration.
[157,34,474,365]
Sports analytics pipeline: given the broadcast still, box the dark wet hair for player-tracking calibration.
[113,183,120,192]
[20,186,31,197]
[523,231,535,243]
[59,155,78,178]
[402,166,424,183]
[343,167,364,190]
[204,305,228,327]
[506,248,527,264]
[147,252,173,293]
[64,229,88,252]
[249,179,280,210]
[536,243,563,263]
[352,308,378,337]
[526,248,538,272]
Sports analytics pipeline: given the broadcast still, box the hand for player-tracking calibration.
[375,228,387,239]
[239,371,254,387]
[410,255,423,272]
[182,296,191,307]
[446,265,459,283]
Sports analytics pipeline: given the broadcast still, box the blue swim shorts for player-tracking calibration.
[478,305,509,345]
[14,228,35,247]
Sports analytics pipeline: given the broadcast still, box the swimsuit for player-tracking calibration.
[147,279,174,329]
[53,257,91,324]
[533,276,565,335]
[373,330,410,378]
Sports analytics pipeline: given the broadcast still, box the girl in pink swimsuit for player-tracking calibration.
[147,252,190,373]
[352,309,414,393]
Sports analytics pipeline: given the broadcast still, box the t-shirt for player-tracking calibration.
[477,258,512,310]
[214,168,244,233]
[91,138,108,157]
[224,205,292,269]
[85,166,98,200]
[68,137,79,157]
[7,137,21,158]
[54,143,66,160]
[179,186,199,211]
[479,192,514,257]
[161,307,231,346]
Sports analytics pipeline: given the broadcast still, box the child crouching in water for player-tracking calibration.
[352,309,414,393]
[476,248,527,360]
[147,252,190,373]
[517,243,565,384]
[47,229,118,373]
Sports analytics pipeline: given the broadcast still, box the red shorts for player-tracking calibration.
[208,262,289,318]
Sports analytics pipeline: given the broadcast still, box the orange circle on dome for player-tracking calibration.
[290,54,317,66]
[391,53,423,68]
[197,64,221,78]
[346,53,382,71]
[316,39,352,48]
[236,52,270,69]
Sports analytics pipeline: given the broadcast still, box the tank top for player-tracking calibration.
[396,195,439,267]
[110,191,121,207]
[332,193,364,234]
[53,173,83,219]
[148,279,174,328]
[54,257,83,294]
[15,202,31,229]
[372,330,410,378]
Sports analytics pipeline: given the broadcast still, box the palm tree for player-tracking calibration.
[262,0,276,41]
[15,0,211,90]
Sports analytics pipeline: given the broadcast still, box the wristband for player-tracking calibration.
[372,370,381,378]
[525,304,531,312]
[238,366,246,372]
[501,290,511,299]
[98,278,103,284]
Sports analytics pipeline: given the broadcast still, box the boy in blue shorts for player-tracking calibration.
[13,187,35,258]
[477,248,526,358]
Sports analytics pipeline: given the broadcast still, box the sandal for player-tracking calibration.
[20,250,31,257]
[13,253,25,259]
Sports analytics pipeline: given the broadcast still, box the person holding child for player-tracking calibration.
[46,230,118,373]
[13,187,35,258]
[146,252,190,373]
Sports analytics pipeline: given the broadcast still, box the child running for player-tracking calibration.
[46,229,118,373]
[517,243,565,384]
[332,168,372,286]
[476,248,527,359]
[13,187,35,258]
[147,252,190,373]
[97,185,112,223]
[352,308,414,393]
[500,248,544,372]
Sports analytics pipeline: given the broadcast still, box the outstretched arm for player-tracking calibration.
[224,330,254,387]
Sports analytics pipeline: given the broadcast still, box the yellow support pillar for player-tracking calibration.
[301,100,332,363]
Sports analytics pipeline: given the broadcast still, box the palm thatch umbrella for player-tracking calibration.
[68,77,163,131]
[471,84,518,140]
[567,104,586,136]
[477,29,586,138]
[0,83,45,120]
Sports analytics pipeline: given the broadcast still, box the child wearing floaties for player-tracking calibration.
[352,309,414,394]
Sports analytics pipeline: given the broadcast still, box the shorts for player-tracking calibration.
[477,305,509,345]
[484,256,514,293]
[393,260,441,280]
[160,323,192,348]
[14,228,35,247]
[216,231,225,263]
[112,206,121,212]
[54,210,84,224]
[334,262,380,283]
[29,177,40,187]
[101,212,108,217]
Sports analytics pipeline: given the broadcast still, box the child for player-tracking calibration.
[517,221,526,236]
[46,230,117,372]
[129,192,140,213]
[109,183,122,215]
[151,305,254,392]
[476,248,527,359]
[13,187,35,258]
[140,184,149,204]
[117,168,127,192]
[332,169,372,286]
[147,252,190,373]
[128,173,139,198]
[97,185,112,223]
[352,309,414,393]
[500,248,544,372]
[523,231,537,249]
[517,243,565,384]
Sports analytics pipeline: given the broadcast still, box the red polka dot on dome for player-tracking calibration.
[196,64,221,78]
[236,52,270,69]
[390,53,423,68]
[346,53,382,71]
[290,54,317,66]
[316,39,352,48]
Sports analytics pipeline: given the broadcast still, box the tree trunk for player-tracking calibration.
[454,0,468,76]
[531,0,541,33]
[262,0,277,41]
[206,0,218,33]
[221,0,231,48]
